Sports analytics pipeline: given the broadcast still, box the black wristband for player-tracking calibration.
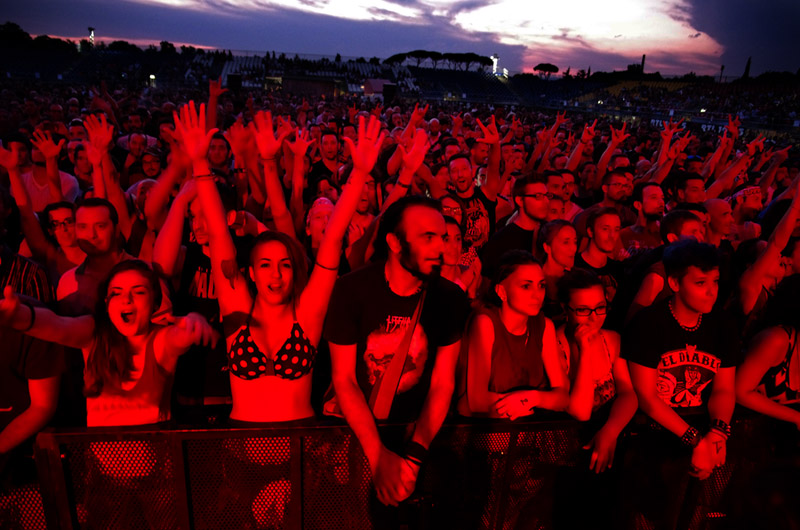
[710,419,731,438]
[680,426,701,448]
[21,300,36,332]
[404,441,428,466]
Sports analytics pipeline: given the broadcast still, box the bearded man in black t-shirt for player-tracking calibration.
[325,196,469,511]
[621,240,737,529]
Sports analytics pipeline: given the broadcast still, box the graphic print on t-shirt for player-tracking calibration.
[363,314,429,394]
[464,197,491,249]
[657,344,721,407]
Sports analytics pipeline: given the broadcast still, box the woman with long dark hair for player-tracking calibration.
[0,259,214,426]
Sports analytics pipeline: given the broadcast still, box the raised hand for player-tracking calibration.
[554,110,568,128]
[409,103,429,127]
[209,77,228,99]
[726,114,741,138]
[0,143,20,171]
[773,144,792,164]
[397,128,430,175]
[224,119,255,160]
[747,134,765,156]
[288,128,316,157]
[342,114,386,175]
[581,119,598,144]
[173,101,218,163]
[31,130,64,160]
[84,113,114,154]
[610,122,630,145]
[248,110,290,160]
[451,112,463,130]
[371,103,383,118]
[476,116,500,145]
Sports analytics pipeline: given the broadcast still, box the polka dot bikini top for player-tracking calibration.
[229,319,316,381]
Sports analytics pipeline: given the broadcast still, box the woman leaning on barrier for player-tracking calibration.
[457,250,569,419]
[557,268,638,472]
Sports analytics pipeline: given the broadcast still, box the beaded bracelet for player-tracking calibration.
[315,261,339,271]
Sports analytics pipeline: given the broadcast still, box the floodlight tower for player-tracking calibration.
[88,27,95,45]
[491,54,499,75]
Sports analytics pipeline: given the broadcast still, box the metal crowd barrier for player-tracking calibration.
[1,415,797,529]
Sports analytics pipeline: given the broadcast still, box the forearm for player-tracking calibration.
[152,198,188,277]
[145,162,184,231]
[261,160,295,238]
[290,160,306,235]
[707,388,735,424]
[410,381,454,449]
[596,144,616,181]
[194,160,238,260]
[602,389,638,437]
[737,390,800,425]
[45,158,63,202]
[566,351,596,421]
[638,393,689,436]
[565,142,585,172]
[416,164,445,200]
[0,406,55,454]
[334,376,384,463]
[530,387,569,412]
[317,168,366,262]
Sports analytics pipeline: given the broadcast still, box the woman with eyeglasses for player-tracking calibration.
[457,250,569,419]
[556,268,637,473]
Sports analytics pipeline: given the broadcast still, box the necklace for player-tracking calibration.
[669,299,702,332]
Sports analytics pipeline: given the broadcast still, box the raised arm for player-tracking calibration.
[206,77,227,132]
[287,129,315,235]
[476,116,502,200]
[0,145,59,265]
[739,177,800,314]
[0,286,94,350]
[249,111,295,238]
[298,115,384,333]
[596,123,630,183]
[30,130,66,204]
[173,101,249,316]
[566,119,596,172]
[152,180,194,279]
[143,146,190,232]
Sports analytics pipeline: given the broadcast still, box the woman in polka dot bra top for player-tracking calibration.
[177,103,385,422]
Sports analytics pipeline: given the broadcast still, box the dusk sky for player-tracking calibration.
[6,0,799,77]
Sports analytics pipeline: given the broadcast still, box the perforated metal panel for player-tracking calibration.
[0,484,47,530]
[302,433,372,530]
[63,439,178,529]
[186,436,292,530]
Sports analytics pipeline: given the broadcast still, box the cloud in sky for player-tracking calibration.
[115,0,724,73]
[8,0,795,76]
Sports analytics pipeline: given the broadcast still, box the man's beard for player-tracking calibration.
[399,236,442,281]
[644,211,663,222]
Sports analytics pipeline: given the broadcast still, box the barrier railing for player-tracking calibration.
[5,414,797,529]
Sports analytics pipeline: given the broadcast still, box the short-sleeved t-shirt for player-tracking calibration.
[622,299,739,411]
[324,261,470,421]
[0,329,64,433]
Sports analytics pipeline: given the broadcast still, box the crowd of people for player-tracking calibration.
[0,78,798,528]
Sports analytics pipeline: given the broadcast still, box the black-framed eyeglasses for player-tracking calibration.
[567,305,608,317]
[519,192,552,200]
[49,218,75,230]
